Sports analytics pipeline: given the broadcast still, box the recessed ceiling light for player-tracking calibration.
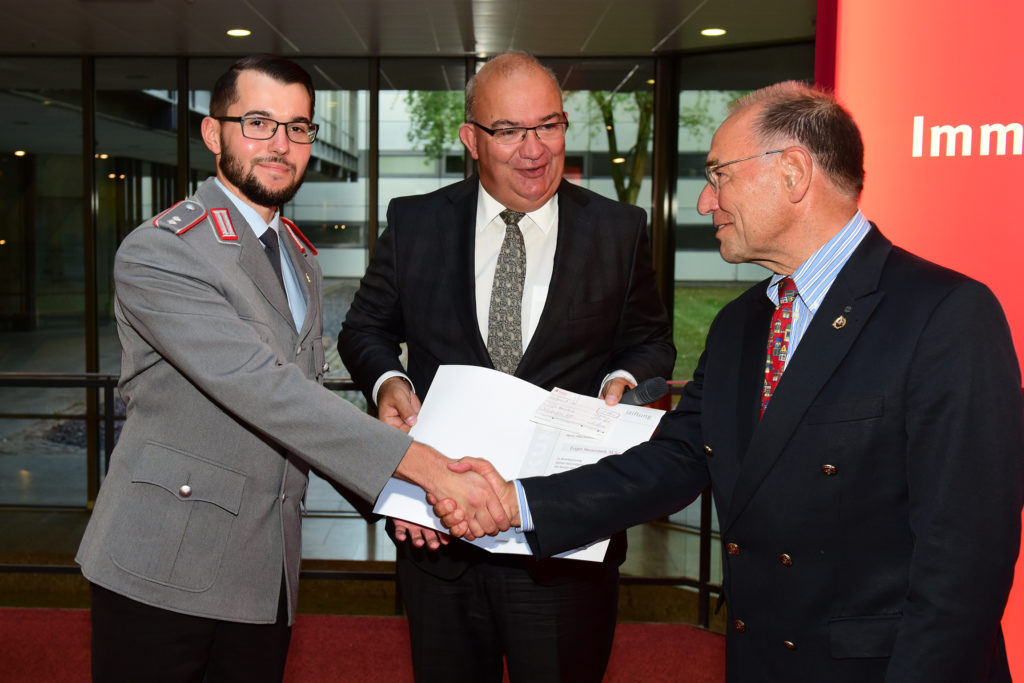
[701,28,727,37]
[646,79,655,85]
[612,157,626,164]
[227,28,252,38]
[14,150,26,157]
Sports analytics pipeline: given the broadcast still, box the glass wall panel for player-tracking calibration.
[545,58,656,212]
[95,57,180,375]
[0,58,87,505]
[378,58,468,223]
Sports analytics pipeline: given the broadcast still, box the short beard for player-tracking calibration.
[219,147,305,209]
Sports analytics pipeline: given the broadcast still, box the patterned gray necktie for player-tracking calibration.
[487,209,527,374]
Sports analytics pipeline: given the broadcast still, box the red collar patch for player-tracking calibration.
[209,208,238,241]
[282,217,318,255]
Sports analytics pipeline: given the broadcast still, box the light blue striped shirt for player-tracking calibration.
[767,210,870,368]
[513,210,872,533]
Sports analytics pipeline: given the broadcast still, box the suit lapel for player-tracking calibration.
[722,227,892,532]
[441,178,492,365]
[735,290,775,453]
[518,180,591,376]
[238,229,293,325]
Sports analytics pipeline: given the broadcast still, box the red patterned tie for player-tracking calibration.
[761,277,798,418]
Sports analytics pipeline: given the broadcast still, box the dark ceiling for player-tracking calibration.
[1,0,817,58]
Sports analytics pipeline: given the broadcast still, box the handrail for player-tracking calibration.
[0,372,720,627]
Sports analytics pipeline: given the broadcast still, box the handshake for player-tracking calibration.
[396,440,522,542]
[382,375,531,547]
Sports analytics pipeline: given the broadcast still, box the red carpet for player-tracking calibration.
[0,607,725,682]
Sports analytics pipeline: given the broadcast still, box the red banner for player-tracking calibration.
[823,0,1024,676]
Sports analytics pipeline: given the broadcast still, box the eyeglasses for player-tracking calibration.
[214,115,319,144]
[470,120,569,145]
[704,150,784,191]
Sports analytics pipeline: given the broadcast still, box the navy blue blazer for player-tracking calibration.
[523,226,1024,682]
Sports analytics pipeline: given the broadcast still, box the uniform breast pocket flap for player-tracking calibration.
[109,443,247,591]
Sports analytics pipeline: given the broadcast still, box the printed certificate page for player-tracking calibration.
[372,365,665,562]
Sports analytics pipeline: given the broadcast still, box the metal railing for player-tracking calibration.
[0,372,720,626]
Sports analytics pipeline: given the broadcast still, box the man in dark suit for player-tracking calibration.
[440,81,1024,682]
[340,52,674,682]
[77,55,508,683]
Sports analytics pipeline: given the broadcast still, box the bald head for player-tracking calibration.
[465,52,562,122]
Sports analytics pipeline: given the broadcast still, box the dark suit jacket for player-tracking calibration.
[522,226,1024,682]
[340,175,675,579]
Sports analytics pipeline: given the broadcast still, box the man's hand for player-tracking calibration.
[600,377,634,406]
[394,442,511,539]
[377,377,420,432]
[393,518,450,550]
[432,457,521,538]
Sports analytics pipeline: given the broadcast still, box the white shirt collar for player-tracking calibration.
[476,182,558,235]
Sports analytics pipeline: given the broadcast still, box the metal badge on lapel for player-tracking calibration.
[833,305,852,330]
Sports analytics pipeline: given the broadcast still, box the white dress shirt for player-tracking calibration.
[372,182,635,403]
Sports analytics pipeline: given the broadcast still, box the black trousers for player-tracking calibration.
[398,556,619,683]
[89,581,292,683]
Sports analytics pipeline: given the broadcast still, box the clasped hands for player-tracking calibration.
[384,374,635,547]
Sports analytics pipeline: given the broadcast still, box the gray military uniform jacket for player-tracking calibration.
[76,178,412,625]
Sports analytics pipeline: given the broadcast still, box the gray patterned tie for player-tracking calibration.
[487,209,527,374]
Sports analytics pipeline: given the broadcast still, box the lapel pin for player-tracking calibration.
[305,273,311,283]
[832,315,847,329]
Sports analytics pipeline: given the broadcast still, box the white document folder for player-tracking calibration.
[373,365,665,562]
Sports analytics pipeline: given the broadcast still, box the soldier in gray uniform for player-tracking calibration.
[76,54,509,683]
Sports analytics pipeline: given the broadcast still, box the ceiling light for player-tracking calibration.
[226,28,252,38]
[646,79,655,85]
[14,150,26,157]
[612,157,626,164]
[701,28,727,37]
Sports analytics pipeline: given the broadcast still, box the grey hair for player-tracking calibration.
[731,81,864,198]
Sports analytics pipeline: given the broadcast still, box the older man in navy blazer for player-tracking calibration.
[341,52,674,682]
[441,82,1024,682]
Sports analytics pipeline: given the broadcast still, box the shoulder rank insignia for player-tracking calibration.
[153,200,206,235]
[282,217,318,255]
[208,207,240,241]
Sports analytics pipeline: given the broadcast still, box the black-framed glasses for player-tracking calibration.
[704,150,784,191]
[214,115,319,144]
[470,120,569,145]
